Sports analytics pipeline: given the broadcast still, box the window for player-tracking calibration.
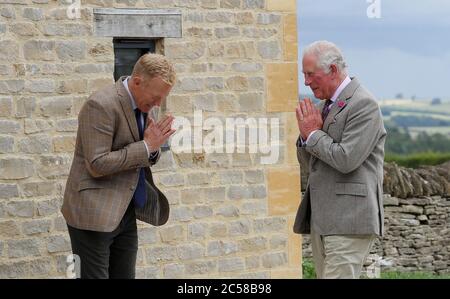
[113,38,156,81]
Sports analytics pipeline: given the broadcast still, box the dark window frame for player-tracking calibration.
[113,38,156,81]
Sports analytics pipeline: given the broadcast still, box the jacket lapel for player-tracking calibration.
[308,78,360,168]
[116,76,140,142]
[323,77,360,132]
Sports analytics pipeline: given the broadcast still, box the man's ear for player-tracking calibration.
[329,64,338,77]
[131,75,142,87]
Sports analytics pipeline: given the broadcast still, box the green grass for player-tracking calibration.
[384,151,450,168]
[388,111,450,121]
[380,101,450,131]
[302,258,450,279]
[380,271,450,279]
[302,258,316,279]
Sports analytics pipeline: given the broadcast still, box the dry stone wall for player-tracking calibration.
[302,162,450,275]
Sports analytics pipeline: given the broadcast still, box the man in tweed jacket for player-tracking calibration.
[62,54,176,279]
[294,41,386,278]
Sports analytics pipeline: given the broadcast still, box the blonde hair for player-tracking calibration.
[131,53,176,86]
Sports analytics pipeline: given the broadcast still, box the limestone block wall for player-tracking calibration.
[0,0,302,278]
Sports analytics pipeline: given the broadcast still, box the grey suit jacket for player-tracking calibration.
[293,77,386,236]
[61,77,169,232]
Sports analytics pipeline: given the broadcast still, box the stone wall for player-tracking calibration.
[0,0,302,278]
[302,162,450,275]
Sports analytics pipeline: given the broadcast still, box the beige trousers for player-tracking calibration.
[310,229,376,279]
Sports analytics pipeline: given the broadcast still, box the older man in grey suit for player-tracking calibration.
[294,41,386,279]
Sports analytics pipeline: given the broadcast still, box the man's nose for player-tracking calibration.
[304,78,311,86]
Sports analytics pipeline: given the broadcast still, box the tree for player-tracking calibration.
[431,97,441,105]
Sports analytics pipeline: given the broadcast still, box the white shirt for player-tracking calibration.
[302,76,351,145]
[122,76,156,158]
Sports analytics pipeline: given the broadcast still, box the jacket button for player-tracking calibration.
[130,186,134,191]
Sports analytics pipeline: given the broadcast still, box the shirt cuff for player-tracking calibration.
[144,140,160,161]
[149,150,159,159]
[297,136,305,147]
[305,130,318,145]
[296,135,307,148]
[143,141,152,158]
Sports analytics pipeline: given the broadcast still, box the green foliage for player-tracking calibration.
[384,126,450,167]
[431,97,442,105]
[385,152,450,168]
[385,127,450,155]
[302,258,316,279]
[390,115,450,127]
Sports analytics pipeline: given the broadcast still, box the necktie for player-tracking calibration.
[321,99,332,121]
[134,108,147,208]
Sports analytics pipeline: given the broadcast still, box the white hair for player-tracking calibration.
[303,40,347,75]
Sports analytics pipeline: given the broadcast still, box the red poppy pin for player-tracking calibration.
[337,100,346,108]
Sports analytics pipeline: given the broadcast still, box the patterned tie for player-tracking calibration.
[133,108,148,208]
[321,99,333,121]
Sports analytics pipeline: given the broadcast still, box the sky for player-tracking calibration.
[296,0,450,99]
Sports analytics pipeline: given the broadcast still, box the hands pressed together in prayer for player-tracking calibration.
[295,98,324,141]
[144,114,176,152]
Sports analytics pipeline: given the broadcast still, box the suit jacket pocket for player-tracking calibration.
[78,179,107,191]
[335,182,367,197]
